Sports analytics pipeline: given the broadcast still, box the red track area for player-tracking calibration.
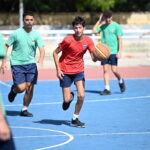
[1,66,150,81]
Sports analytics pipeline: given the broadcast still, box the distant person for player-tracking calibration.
[139,31,150,38]
[92,10,126,95]
[53,16,96,128]
[0,34,16,150]
[0,11,45,117]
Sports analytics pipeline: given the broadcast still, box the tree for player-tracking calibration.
[75,0,127,12]
[0,0,149,12]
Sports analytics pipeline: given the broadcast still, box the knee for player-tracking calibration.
[112,70,116,74]
[26,85,33,93]
[112,69,118,75]
[103,69,109,74]
[77,94,84,101]
[16,85,26,93]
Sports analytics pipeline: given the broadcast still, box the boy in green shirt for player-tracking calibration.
[93,10,126,95]
[0,11,45,117]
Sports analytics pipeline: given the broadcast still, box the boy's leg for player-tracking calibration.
[111,65,121,80]
[111,65,126,92]
[74,80,84,115]
[60,74,74,111]
[8,65,27,102]
[20,63,38,117]
[110,54,126,93]
[100,64,111,95]
[71,80,85,128]
[62,87,74,111]
[8,83,26,102]
[23,83,34,107]
[20,83,34,117]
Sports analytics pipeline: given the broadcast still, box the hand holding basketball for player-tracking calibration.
[93,43,110,61]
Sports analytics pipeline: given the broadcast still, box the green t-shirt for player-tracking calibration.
[0,34,6,58]
[97,22,123,54]
[6,28,44,66]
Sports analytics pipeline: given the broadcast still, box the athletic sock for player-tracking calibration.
[73,114,79,120]
[105,85,110,91]
[22,106,28,111]
[119,79,123,84]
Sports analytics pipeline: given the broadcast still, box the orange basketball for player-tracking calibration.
[93,43,110,61]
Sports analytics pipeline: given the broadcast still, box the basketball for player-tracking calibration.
[93,43,110,61]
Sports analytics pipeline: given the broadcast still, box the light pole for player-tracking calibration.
[19,0,24,27]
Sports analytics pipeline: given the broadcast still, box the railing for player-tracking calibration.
[1,29,150,40]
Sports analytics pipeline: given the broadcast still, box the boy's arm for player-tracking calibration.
[0,45,9,74]
[37,46,45,67]
[53,47,64,79]
[92,14,104,34]
[0,107,10,141]
[117,36,123,59]
[139,31,150,38]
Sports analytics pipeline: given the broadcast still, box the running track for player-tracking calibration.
[2,66,150,81]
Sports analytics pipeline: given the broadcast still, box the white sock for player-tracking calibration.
[105,85,110,91]
[73,114,79,120]
[22,106,28,111]
[119,79,123,84]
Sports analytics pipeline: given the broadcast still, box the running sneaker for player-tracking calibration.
[20,110,33,117]
[62,92,74,110]
[119,79,126,92]
[100,89,111,95]
[71,118,85,128]
[8,85,17,102]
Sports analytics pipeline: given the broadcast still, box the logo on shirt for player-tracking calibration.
[32,40,35,44]
[111,29,115,33]
[32,40,36,46]
[83,45,87,50]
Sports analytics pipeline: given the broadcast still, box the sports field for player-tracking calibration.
[1,66,150,150]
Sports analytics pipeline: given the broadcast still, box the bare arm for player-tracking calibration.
[139,31,150,38]
[0,107,10,141]
[53,47,64,79]
[92,14,104,34]
[117,36,123,59]
[37,46,45,67]
[90,47,98,62]
[0,45,9,74]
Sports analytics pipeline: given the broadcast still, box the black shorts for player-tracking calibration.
[101,54,118,66]
[0,137,16,150]
[60,72,85,88]
[11,63,38,85]
[0,118,16,150]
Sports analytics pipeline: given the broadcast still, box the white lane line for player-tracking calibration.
[5,95,150,107]
[72,131,150,136]
[0,80,11,87]
[12,131,150,139]
[14,134,67,139]
[11,126,74,150]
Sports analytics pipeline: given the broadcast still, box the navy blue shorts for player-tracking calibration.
[101,54,118,66]
[11,63,38,85]
[60,72,85,88]
[0,118,16,150]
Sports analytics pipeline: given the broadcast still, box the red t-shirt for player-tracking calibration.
[59,35,94,74]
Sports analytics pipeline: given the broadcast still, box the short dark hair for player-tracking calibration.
[103,10,113,18]
[72,16,85,27]
[23,11,34,19]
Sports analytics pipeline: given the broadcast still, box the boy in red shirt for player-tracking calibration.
[53,16,96,128]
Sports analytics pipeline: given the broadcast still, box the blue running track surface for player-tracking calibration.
[1,78,150,150]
